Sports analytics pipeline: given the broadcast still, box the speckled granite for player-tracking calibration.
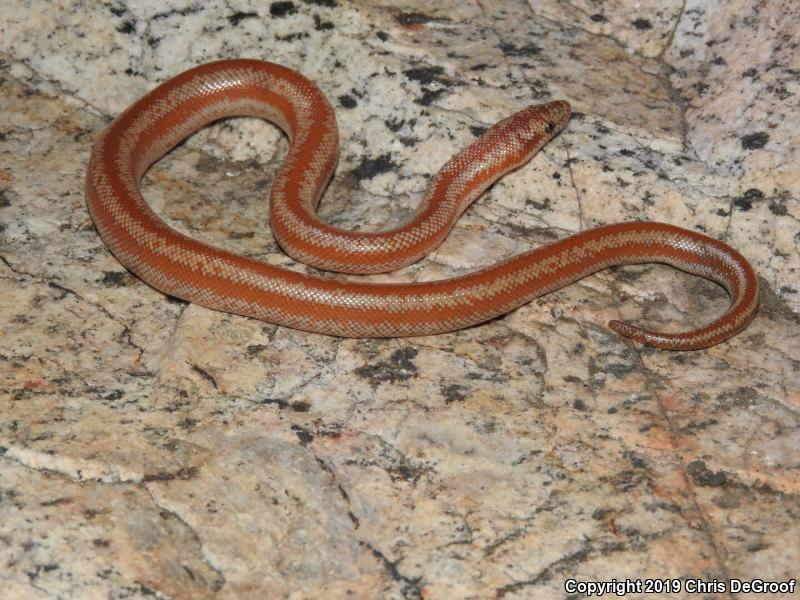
[1,1,798,598]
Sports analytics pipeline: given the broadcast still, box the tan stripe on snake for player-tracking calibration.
[85,59,759,349]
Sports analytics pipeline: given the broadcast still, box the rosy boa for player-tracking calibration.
[85,59,759,349]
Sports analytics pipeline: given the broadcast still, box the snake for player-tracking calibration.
[85,59,759,349]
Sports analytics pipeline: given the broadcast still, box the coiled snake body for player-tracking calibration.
[85,59,758,349]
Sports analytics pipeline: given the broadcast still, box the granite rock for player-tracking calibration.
[0,1,798,598]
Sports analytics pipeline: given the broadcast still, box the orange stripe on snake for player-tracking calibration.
[85,59,758,349]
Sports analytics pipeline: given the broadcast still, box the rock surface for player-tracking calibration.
[0,0,798,598]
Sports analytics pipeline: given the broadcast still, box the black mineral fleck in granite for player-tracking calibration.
[338,94,357,108]
[416,89,445,106]
[116,20,136,34]
[733,188,764,211]
[291,425,314,445]
[269,1,296,17]
[740,131,769,149]
[101,271,128,287]
[397,12,435,26]
[354,347,419,384]
[351,153,397,180]
[686,460,728,487]
[442,383,468,403]
[313,15,334,30]
[499,42,542,57]
[403,65,446,85]
[769,199,787,215]
[228,11,258,25]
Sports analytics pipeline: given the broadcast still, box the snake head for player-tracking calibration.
[516,100,572,149]
[482,100,572,169]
